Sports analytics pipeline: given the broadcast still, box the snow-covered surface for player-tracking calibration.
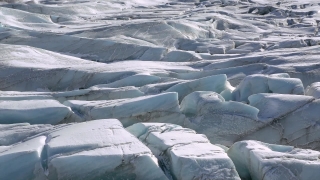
[127,123,240,180]
[1,0,320,178]
[228,140,320,180]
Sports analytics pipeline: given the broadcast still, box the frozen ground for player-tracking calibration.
[0,0,320,179]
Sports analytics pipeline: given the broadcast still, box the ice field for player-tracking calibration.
[1,0,320,179]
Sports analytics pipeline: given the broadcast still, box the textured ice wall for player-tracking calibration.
[0,119,168,180]
[127,123,241,180]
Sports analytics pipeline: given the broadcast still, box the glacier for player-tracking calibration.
[306,82,320,99]
[63,92,187,127]
[127,123,241,180]
[0,99,81,124]
[0,119,168,180]
[228,140,320,180]
[1,0,320,179]
[181,91,262,146]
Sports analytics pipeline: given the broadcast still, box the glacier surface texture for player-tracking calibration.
[0,0,320,179]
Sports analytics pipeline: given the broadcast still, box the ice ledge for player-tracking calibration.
[127,123,241,180]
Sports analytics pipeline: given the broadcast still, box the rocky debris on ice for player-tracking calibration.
[228,140,320,180]
[0,119,168,180]
[127,123,241,180]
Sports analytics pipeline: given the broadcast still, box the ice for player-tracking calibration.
[232,74,304,103]
[0,136,46,180]
[0,45,196,91]
[0,123,53,146]
[64,92,186,127]
[0,86,144,102]
[1,0,320,178]
[181,91,262,146]
[227,140,320,180]
[180,91,225,116]
[248,93,314,120]
[0,18,210,62]
[162,50,202,62]
[0,92,53,101]
[127,123,240,180]
[139,81,184,95]
[243,94,320,150]
[54,86,144,102]
[45,119,167,180]
[0,99,81,124]
[165,74,228,102]
[219,81,235,101]
[180,90,320,149]
[96,74,161,88]
[306,82,320,99]
[0,0,320,94]
[0,119,168,180]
